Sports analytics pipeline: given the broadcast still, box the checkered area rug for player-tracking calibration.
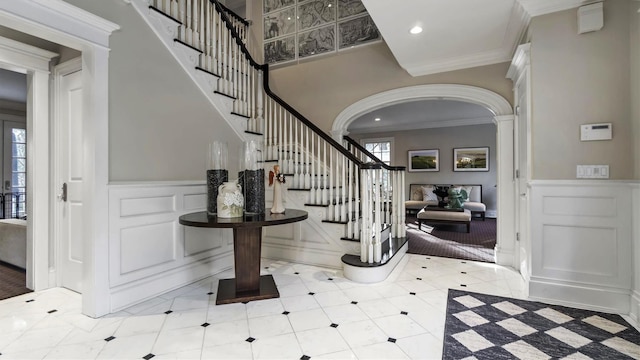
[443,289,640,359]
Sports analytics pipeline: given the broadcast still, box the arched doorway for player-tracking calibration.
[332,84,517,268]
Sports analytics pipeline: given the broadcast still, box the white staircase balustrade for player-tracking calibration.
[135,0,407,270]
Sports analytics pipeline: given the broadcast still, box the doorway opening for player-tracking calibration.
[333,84,516,266]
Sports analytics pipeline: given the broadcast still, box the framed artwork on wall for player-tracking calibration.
[264,7,297,41]
[408,149,439,172]
[453,147,489,172]
[297,0,336,31]
[338,15,380,49]
[264,36,296,64]
[298,25,335,58]
[338,0,367,19]
[263,0,378,65]
[264,0,296,14]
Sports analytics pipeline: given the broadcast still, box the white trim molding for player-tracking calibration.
[0,0,119,317]
[529,180,636,314]
[518,0,595,17]
[108,182,233,312]
[332,84,513,137]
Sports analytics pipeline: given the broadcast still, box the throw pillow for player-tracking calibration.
[421,185,438,202]
[411,187,423,201]
[452,185,473,202]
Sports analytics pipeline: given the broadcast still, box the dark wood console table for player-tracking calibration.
[179,209,308,305]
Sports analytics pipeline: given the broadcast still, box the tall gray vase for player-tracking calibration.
[207,169,228,215]
[240,169,265,215]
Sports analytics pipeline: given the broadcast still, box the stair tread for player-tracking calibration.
[149,6,182,24]
[173,38,203,53]
[232,111,251,119]
[195,66,221,78]
[214,90,237,100]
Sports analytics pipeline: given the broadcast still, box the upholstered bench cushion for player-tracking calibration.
[463,201,486,212]
[406,200,438,210]
[418,208,471,221]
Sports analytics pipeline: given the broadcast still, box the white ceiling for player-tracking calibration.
[351,0,595,133]
[348,99,494,134]
[362,0,594,77]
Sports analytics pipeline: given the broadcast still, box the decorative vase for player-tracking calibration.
[216,181,244,218]
[207,169,228,215]
[240,140,265,215]
[206,141,228,215]
[271,181,285,214]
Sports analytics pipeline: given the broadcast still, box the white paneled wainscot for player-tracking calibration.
[108,182,233,312]
[529,180,636,315]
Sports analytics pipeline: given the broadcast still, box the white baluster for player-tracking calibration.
[292,116,299,187]
[309,132,316,202]
[304,126,310,189]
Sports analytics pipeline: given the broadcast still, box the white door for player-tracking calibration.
[515,74,530,280]
[3,121,27,219]
[57,68,84,293]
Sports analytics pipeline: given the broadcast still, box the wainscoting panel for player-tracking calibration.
[120,195,175,217]
[108,182,233,312]
[120,221,176,274]
[183,226,226,256]
[529,181,633,314]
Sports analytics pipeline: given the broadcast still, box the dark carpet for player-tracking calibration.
[0,261,31,300]
[406,217,496,263]
[443,289,640,359]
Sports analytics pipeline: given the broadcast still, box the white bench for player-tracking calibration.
[417,208,471,233]
[406,184,486,220]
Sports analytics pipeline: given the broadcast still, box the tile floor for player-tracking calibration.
[0,255,526,359]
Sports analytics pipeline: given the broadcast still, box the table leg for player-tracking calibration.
[215,226,280,305]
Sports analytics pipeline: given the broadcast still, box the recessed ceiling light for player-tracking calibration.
[410,26,423,35]
[374,117,381,122]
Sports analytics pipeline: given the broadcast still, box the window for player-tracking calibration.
[362,138,392,165]
[11,128,26,218]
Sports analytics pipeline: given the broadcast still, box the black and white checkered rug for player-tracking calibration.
[443,289,640,359]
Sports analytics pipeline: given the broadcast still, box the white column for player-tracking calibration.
[27,70,50,291]
[82,47,112,317]
[494,115,516,267]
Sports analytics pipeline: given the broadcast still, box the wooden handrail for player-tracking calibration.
[216,1,249,26]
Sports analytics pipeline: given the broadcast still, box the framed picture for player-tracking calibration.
[453,147,489,172]
[298,25,335,58]
[408,149,439,172]
[297,0,336,31]
[264,0,296,14]
[338,15,380,49]
[338,0,367,19]
[264,36,296,64]
[263,7,296,40]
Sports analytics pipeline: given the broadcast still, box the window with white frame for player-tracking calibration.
[362,137,392,165]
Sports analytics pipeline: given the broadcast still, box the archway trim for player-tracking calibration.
[331,84,513,139]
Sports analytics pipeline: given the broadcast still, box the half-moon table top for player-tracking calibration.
[178,209,308,229]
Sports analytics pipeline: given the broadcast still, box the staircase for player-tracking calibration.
[128,0,407,280]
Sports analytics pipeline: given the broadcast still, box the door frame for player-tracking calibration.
[508,43,532,281]
[0,0,119,317]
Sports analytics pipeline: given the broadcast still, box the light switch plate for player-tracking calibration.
[577,165,609,179]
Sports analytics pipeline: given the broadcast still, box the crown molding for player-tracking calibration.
[403,47,512,77]
[507,43,531,80]
[517,0,595,17]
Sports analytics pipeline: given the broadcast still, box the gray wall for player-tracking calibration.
[631,1,640,179]
[350,124,498,215]
[63,0,242,181]
[529,1,633,180]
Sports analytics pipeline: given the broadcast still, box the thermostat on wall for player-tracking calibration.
[580,123,612,141]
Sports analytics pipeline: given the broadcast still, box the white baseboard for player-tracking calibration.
[110,251,233,312]
[529,276,630,314]
[342,241,408,283]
